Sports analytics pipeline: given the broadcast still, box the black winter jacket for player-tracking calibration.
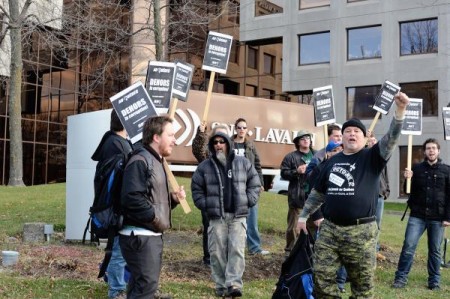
[191,132,261,219]
[121,146,178,232]
[408,159,450,221]
[281,149,315,209]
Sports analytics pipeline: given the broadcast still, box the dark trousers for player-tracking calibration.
[202,210,210,263]
[119,234,163,299]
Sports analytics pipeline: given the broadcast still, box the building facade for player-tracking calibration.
[0,0,288,185]
[240,0,450,198]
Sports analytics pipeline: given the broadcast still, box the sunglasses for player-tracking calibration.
[236,126,247,130]
[213,140,226,145]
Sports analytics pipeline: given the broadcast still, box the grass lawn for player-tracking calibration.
[0,179,449,298]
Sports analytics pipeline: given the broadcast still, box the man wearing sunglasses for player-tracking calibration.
[191,131,261,298]
[233,117,269,256]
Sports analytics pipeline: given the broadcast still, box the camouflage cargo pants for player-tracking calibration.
[314,219,378,299]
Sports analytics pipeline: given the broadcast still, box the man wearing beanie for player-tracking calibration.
[297,92,410,298]
[191,132,261,298]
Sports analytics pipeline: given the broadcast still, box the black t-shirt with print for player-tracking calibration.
[233,142,245,157]
[314,143,386,223]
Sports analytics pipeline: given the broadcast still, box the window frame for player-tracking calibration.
[400,18,438,56]
[298,31,331,65]
[347,25,382,61]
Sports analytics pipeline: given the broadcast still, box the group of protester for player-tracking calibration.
[93,89,450,299]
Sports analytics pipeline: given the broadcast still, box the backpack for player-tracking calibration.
[272,231,315,299]
[82,151,129,278]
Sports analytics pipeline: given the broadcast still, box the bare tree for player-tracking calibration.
[0,0,237,186]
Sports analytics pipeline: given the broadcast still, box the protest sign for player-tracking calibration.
[145,61,176,114]
[401,98,423,193]
[373,80,401,115]
[172,61,194,102]
[110,81,157,144]
[202,31,233,74]
[313,85,336,127]
[401,98,423,135]
[443,107,450,140]
[367,80,401,134]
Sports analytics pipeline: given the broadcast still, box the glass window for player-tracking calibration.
[229,40,239,64]
[400,19,438,55]
[296,91,313,104]
[247,47,258,69]
[261,88,275,99]
[399,145,423,197]
[263,53,275,75]
[399,81,438,116]
[347,85,381,119]
[255,0,283,17]
[245,84,257,97]
[0,81,6,115]
[348,26,381,60]
[299,32,330,65]
[300,0,330,9]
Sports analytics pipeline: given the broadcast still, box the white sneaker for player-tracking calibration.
[259,250,270,255]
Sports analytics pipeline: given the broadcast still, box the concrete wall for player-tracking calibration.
[240,0,450,199]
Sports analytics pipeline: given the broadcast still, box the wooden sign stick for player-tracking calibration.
[202,71,216,122]
[168,97,178,120]
[163,97,191,214]
[368,111,381,134]
[163,161,191,213]
[406,134,413,194]
[323,124,328,148]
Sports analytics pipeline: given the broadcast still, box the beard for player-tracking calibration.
[216,152,227,167]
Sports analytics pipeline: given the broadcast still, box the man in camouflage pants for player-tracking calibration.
[297,92,410,298]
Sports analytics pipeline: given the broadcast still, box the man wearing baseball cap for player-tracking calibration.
[280,130,315,256]
[297,92,410,298]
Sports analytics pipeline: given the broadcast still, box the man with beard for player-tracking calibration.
[392,138,450,291]
[191,132,261,298]
[297,92,410,298]
[119,116,185,299]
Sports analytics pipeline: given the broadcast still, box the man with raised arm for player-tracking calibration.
[296,92,410,298]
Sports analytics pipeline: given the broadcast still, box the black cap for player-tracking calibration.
[342,118,366,136]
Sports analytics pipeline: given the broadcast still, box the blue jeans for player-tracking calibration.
[395,216,444,287]
[247,204,262,254]
[336,266,347,290]
[107,236,127,298]
[375,196,384,251]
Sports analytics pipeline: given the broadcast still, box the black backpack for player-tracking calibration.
[82,151,129,278]
[272,231,315,299]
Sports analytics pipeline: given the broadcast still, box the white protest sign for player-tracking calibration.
[145,61,176,114]
[443,107,450,140]
[373,81,401,115]
[202,31,233,74]
[313,85,336,127]
[172,61,194,102]
[110,81,158,144]
[401,98,423,135]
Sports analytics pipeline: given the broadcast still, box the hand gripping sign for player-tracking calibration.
[401,98,423,194]
[313,85,336,146]
[111,80,191,213]
[368,81,401,134]
[201,31,233,123]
